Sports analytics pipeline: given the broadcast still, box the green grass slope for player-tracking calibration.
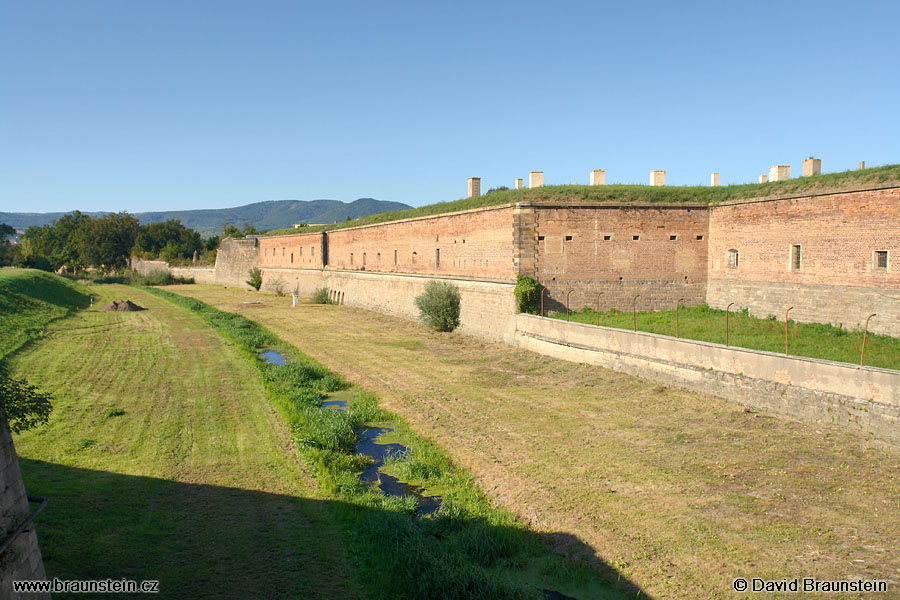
[0,268,90,358]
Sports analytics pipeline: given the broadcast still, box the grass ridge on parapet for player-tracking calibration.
[263,164,900,237]
[0,268,91,358]
[145,287,629,600]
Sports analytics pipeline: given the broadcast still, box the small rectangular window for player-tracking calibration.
[565,235,573,241]
[282,247,285,256]
[633,235,640,241]
[394,249,398,265]
[875,250,888,269]
[696,235,704,241]
[290,253,294,264]
[264,248,267,256]
[435,248,440,268]
[311,247,315,256]
[603,235,611,241]
[538,236,545,241]
[727,249,739,269]
[299,247,303,256]
[791,244,801,270]
[669,235,678,241]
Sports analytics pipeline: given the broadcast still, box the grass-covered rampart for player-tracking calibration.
[551,304,899,370]
[264,163,900,237]
[147,287,627,600]
[0,268,90,358]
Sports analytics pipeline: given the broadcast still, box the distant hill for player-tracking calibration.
[0,198,413,237]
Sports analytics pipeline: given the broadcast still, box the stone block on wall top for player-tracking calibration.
[801,158,821,177]
[515,178,523,190]
[650,170,666,186]
[859,161,866,170]
[759,174,768,183]
[590,170,606,186]
[769,165,790,182]
[467,177,481,198]
[529,171,544,188]
[710,172,719,187]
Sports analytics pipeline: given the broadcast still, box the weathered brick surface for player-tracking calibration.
[269,206,517,281]
[259,232,325,269]
[533,205,709,311]
[707,187,900,335]
[1,416,49,599]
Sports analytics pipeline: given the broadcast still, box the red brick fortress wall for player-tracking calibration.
[259,231,325,269]
[707,186,900,336]
[531,204,709,313]
[324,206,517,281]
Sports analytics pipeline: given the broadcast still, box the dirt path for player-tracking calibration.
[12,284,364,599]
[167,284,900,599]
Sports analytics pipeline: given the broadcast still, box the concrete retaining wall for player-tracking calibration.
[260,267,517,343]
[1,415,48,598]
[515,314,900,443]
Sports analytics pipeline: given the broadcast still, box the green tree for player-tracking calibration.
[133,219,202,260]
[0,361,52,433]
[73,212,140,271]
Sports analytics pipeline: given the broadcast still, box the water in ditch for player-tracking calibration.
[259,350,441,515]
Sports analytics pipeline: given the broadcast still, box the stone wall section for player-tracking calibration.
[260,267,517,343]
[1,416,48,599]
[258,232,325,269]
[533,204,709,313]
[213,237,260,288]
[516,315,900,444]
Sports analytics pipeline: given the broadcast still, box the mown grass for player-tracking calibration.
[550,304,900,370]
[148,287,628,600]
[264,164,900,237]
[0,267,90,358]
[7,279,363,598]
[166,284,900,600]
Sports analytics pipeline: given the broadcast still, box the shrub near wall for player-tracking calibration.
[415,281,461,332]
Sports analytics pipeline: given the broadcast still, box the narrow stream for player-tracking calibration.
[260,349,442,515]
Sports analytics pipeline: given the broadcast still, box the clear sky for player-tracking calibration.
[2,0,898,213]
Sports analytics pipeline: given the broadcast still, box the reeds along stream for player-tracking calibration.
[260,349,442,515]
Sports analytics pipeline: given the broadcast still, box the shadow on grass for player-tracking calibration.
[20,459,652,600]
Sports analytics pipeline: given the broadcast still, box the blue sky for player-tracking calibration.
[2,0,898,213]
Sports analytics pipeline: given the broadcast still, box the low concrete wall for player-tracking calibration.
[515,314,900,443]
[130,257,169,276]
[213,238,259,288]
[260,267,517,343]
[170,266,216,284]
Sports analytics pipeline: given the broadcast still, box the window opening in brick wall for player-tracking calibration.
[875,250,888,269]
[696,235,704,241]
[282,247,285,256]
[538,236,545,241]
[350,253,354,265]
[393,249,398,265]
[603,235,611,241]
[377,252,381,264]
[362,252,366,266]
[299,247,303,256]
[565,235,573,241]
[311,246,315,256]
[291,253,294,264]
[669,235,678,241]
[633,235,640,241]
[791,245,801,270]
[412,251,417,264]
[435,248,440,268]
[264,248,267,256]
[727,249,739,269]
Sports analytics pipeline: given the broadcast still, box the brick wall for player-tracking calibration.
[707,187,900,335]
[258,232,325,270]
[533,205,709,313]
[1,415,48,599]
[324,206,516,281]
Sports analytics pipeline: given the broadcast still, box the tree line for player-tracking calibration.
[0,212,232,272]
